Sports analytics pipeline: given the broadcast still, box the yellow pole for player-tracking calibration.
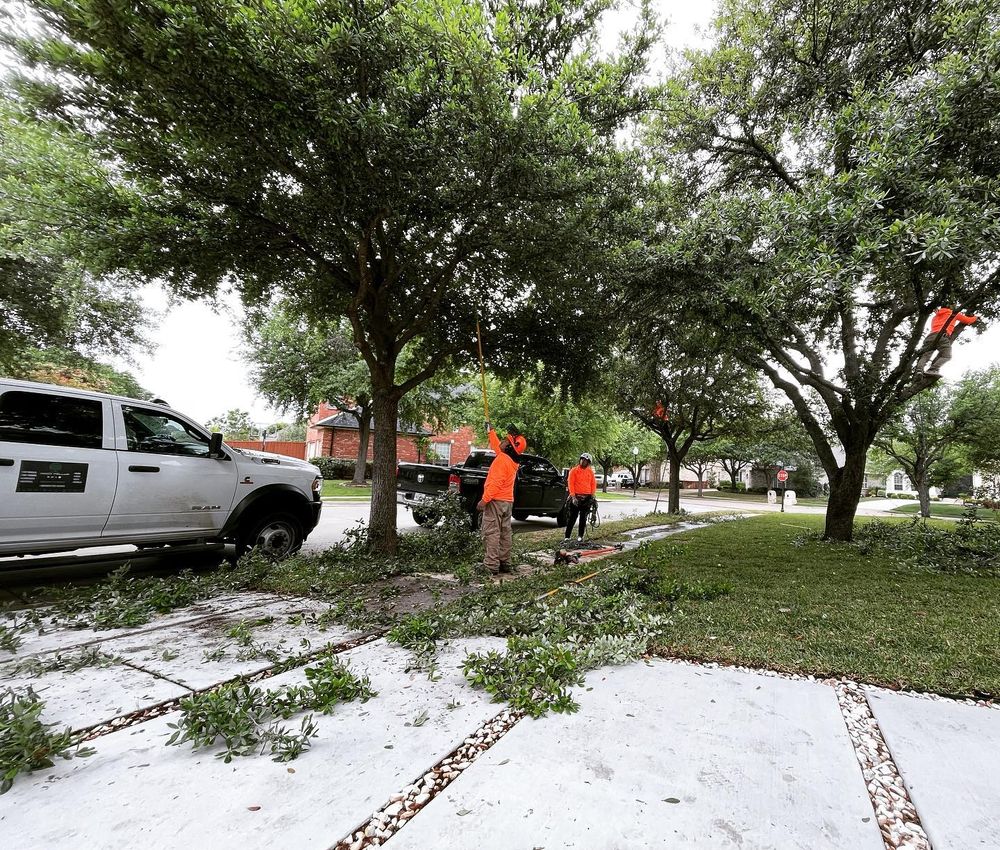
[476,320,490,422]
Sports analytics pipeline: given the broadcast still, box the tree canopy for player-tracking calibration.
[3,0,656,552]
[646,0,1000,538]
[0,104,146,374]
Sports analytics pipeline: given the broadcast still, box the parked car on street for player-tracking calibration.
[397,449,569,528]
[0,379,323,561]
[609,470,634,487]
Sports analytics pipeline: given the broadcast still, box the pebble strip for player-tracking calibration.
[333,708,524,850]
[76,631,385,741]
[835,682,931,850]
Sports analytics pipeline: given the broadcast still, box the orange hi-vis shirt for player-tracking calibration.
[931,307,977,336]
[482,430,521,504]
[567,465,597,498]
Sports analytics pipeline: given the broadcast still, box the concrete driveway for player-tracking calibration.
[2,591,996,850]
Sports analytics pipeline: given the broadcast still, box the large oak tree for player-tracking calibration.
[4,0,655,552]
[647,0,1000,539]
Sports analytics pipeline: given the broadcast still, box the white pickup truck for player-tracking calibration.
[0,379,322,561]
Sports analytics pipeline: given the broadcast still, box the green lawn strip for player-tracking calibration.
[322,480,371,500]
[649,513,1000,697]
[890,502,997,520]
[693,491,831,507]
[593,490,640,501]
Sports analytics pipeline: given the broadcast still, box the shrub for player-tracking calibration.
[718,481,747,492]
[312,457,373,480]
[855,513,1000,576]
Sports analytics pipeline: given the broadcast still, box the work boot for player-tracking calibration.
[561,537,572,547]
[498,562,517,574]
[577,536,585,544]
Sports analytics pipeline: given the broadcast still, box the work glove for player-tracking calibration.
[485,420,492,432]
[570,496,579,506]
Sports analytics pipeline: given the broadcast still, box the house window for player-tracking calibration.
[893,472,904,491]
[429,441,452,466]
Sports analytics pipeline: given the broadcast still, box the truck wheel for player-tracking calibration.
[469,510,481,531]
[513,510,530,522]
[237,512,303,560]
[555,505,568,527]
[412,508,440,527]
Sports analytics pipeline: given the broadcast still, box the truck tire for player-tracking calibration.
[412,508,440,527]
[555,504,568,527]
[236,512,303,560]
[512,510,530,522]
[469,510,480,532]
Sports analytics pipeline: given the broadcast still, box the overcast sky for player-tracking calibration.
[87,0,998,423]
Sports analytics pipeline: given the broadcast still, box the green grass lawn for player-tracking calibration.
[321,480,372,500]
[646,513,1000,697]
[594,490,636,501]
[890,501,995,519]
[689,490,831,507]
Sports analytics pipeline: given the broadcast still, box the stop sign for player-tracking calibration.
[776,469,789,482]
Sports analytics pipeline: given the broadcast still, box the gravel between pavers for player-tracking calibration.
[334,708,524,849]
[836,682,931,850]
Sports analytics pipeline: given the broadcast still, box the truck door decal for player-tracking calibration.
[16,460,89,493]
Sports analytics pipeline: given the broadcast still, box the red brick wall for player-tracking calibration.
[312,422,483,465]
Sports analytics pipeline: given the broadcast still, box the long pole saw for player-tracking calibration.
[476,320,490,423]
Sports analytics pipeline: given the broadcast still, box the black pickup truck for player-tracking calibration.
[397,449,569,528]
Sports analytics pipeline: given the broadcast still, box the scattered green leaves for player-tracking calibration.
[166,656,375,763]
[1,687,95,794]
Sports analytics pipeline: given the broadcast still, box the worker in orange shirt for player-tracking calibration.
[477,423,527,575]
[917,306,978,376]
[563,452,597,546]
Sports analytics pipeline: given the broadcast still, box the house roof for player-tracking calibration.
[313,412,431,436]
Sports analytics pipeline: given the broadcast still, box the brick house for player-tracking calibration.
[306,401,481,465]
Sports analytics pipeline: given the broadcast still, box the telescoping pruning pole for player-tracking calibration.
[476,319,490,422]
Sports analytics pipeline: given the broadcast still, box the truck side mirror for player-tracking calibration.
[208,432,224,458]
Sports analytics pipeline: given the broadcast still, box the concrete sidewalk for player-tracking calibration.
[2,593,997,850]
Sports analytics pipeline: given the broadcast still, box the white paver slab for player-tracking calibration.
[1,660,187,731]
[1,592,283,660]
[388,661,883,850]
[104,597,363,689]
[867,688,1000,849]
[0,637,505,850]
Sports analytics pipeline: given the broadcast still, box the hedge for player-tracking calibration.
[313,456,374,480]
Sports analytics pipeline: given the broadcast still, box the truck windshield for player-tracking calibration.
[459,452,495,470]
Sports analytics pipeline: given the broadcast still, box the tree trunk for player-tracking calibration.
[353,411,371,485]
[667,451,682,514]
[915,473,932,518]
[824,448,867,541]
[368,391,400,554]
[696,467,705,497]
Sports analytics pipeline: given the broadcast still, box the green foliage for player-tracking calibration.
[0,103,147,375]
[0,687,95,794]
[11,348,148,397]
[4,0,656,553]
[646,0,1000,538]
[855,514,1000,577]
[3,648,120,679]
[205,409,256,441]
[0,612,39,653]
[166,656,374,763]
[313,457,373,481]
[463,637,583,717]
[468,371,617,467]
